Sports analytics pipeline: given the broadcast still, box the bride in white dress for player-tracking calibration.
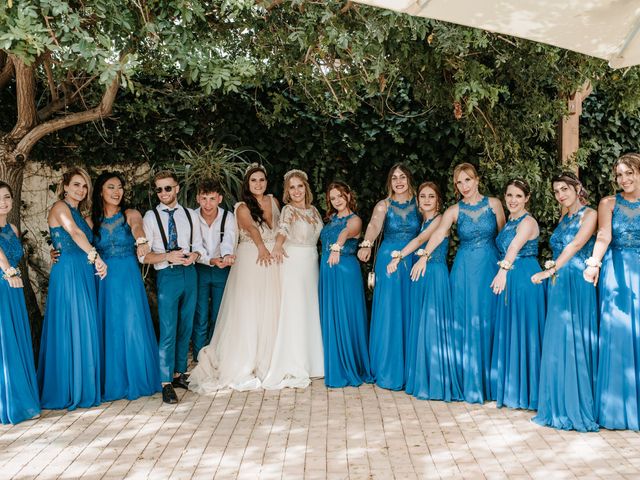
[263,169,325,389]
[189,164,281,393]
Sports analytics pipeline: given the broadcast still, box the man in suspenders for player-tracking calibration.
[191,178,236,361]
[141,171,205,404]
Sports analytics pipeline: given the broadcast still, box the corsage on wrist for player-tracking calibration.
[359,240,373,248]
[391,251,403,260]
[135,237,149,246]
[585,257,602,269]
[544,260,558,284]
[497,259,513,271]
[415,249,432,261]
[2,266,21,280]
[329,243,343,253]
[87,247,99,265]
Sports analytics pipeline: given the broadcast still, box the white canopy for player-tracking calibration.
[352,0,640,68]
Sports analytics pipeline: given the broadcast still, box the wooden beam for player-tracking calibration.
[559,80,592,167]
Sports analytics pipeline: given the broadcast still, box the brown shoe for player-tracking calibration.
[162,384,178,404]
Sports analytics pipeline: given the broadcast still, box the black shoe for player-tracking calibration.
[171,373,189,390]
[162,384,178,404]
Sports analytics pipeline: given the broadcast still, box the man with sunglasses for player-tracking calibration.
[141,170,206,404]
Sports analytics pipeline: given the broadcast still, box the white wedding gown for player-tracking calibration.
[189,196,281,393]
[262,204,325,389]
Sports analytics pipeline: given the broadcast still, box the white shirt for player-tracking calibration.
[195,207,237,266]
[142,202,206,270]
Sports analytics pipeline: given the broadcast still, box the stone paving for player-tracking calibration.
[2,380,640,479]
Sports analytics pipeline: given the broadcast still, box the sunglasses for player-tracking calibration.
[155,185,178,194]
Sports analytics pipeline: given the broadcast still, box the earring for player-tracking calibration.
[64,192,68,197]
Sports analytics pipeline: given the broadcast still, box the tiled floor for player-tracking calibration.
[1,380,639,479]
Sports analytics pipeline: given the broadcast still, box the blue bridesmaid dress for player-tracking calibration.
[319,213,373,388]
[38,202,101,410]
[405,218,462,401]
[0,224,40,424]
[595,195,640,430]
[95,212,161,401]
[490,214,546,410]
[533,206,598,432]
[369,198,421,390]
[450,196,499,404]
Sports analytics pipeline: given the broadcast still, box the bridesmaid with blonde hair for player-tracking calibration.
[416,163,505,403]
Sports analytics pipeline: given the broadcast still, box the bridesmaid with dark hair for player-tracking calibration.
[388,181,462,402]
[38,167,106,410]
[92,171,161,401]
[532,171,598,432]
[490,178,545,410]
[319,181,373,388]
[584,153,640,430]
[418,163,505,404]
[357,163,421,391]
[0,181,40,424]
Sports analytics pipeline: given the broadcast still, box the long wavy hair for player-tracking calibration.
[385,163,415,198]
[241,165,268,225]
[56,167,92,213]
[325,181,357,220]
[91,171,128,240]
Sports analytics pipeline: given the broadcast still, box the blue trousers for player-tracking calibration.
[156,265,197,382]
[192,264,229,360]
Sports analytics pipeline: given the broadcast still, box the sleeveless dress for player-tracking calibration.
[189,196,281,392]
[490,213,546,410]
[38,202,101,410]
[0,224,40,424]
[94,212,161,401]
[533,206,598,432]
[595,194,640,430]
[319,213,373,388]
[405,218,462,401]
[450,196,499,404]
[369,198,421,390]
[262,205,324,389]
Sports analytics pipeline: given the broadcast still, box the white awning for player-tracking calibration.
[352,0,640,68]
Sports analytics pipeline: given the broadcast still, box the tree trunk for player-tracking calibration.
[0,141,43,360]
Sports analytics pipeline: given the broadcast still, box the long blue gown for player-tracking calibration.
[95,212,161,401]
[0,224,40,424]
[38,202,101,410]
[405,218,462,401]
[369,198,421,390]
[595,194,640,430]
[533,206,598,432]
[490,213,546,410]
[319,213,373,388]
[450,196,499,403]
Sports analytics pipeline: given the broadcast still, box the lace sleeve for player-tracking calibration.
[277,205,294,239]
[362,200,388,243]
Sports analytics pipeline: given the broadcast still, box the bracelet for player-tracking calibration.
[359,240,373,248]
[87,248,99,264]
[497,259,513,271]
[329,243,343,253]
[135,237,149,246]
[585,257,602,268]
[391,250,403,260]
[2,266,21,280]
[415,249,432,261]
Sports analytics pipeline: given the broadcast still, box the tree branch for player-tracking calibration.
[0,54,14,91]
[8,55,38,140]
[15,73,120,156]
[43,55,59,101]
